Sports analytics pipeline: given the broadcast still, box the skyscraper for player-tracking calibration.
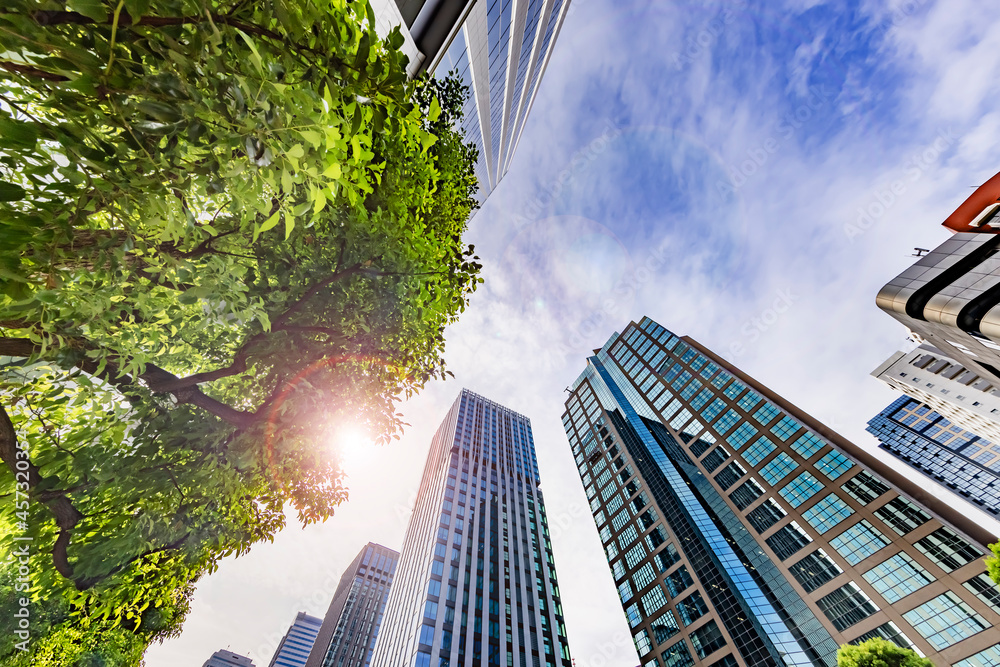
[872,344,1000,443]
[269,612,323,667]
[369,0,572,199]
[371,390,572,667]
[866,396,1000,519]
[204,649,257,667]
[305,543,400,667]
[563,316,1000,667]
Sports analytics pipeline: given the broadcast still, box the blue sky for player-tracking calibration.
[146,1,1000,665]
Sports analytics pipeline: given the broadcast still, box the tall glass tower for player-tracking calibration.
[269,612,323,667]
[371,390,572,667]
[563,316,1000,667]
[867,396,1000,519]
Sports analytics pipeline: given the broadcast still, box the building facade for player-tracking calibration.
[562,316,1000,667]
[371,390,572,667]
[269,612,323,667]
[368,0,571,199]
[866,396,1000,519]
[204,650,257,667]
[872,344,1000,443]
[305,543,400,667]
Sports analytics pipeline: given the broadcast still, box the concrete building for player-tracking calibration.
[305,543,400,667]
[371,390,573,667]
[872,344,1000,443]
[204,649,257,667]
[269,612,323,667]
[370,0,572,198]
[563,316,1000,667]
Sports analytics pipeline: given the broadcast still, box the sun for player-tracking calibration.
[333,425,376,473]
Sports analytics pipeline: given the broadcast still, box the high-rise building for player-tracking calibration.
[305,543,400,667]
[269,612,323,667]
[563,316,1000,667]
[369,0,572,199]
[204,649,256,667]
[872,344,1000,443]
[866,396,1000,519]
[875,170,1000,383]
[371,390,573,667]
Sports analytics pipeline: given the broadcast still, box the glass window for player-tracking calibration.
[651,609,680,645]
[742,436,777,467]
[708,656,738,667]
[964,574,1000,615]
[714,461,747,490]
[759,452,798,485]
[753,403,781,426]
[702,398,727,423]
[702,446,730,472]
[789,549,842,593]
[676,591,710,626]
[848,621,918,651]
[641,584,669,616]
[618,579,634,603]
[624,603,642,628]
[815,450,854,480]
[665,565,693,597]
[841,471,890,504]
[691,388,713,410]
[915,528,981,573]
[714,409,740,435]
[746,498,787,534]
[863,552,935,603]
[830,520,889,566]
[656,543,681,572]
[953,644,1000,667]
[770,415,801,441]
[690,620,727,659]
[816,582,879,631]
[726,422,758,451]
[803,494,854,534]
[661,640,693,667]
[902,592,991,650]
[646,525,667,551]
[680,379,703,401]
[633,628,653,657]
[766,521,813,561]
[419,623,435,645]
[737,390,762,411]
[620,525,640,549]
[723,379,746,399]
[730,478,764,510]
[780,472,824,508]
[624,542,646,569]
[670,409,693,430]
[790,432,826,459]
[633,563,657,592]
[424,600,438,619]
[873,497,930,536]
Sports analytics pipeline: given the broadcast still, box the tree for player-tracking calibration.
[837,638,933,667]
[988,542,1000,587]
[0,0,480,661]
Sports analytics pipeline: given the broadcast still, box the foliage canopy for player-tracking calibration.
[0,0,479,662]
[836,639,933,667]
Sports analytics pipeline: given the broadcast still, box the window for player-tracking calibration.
[841,471,889,504]
[690,436,714,458]
[953,644,1000,667]
[624,603,642,628]
[746,499,787,533]
[424,600,438,619]
[690,620,727,659]
[730,478,764,510]
[651,609,680,644]
[702,446,730,472]
[618,579,634,603]
[726,422,758,451]
[780,472,824,508]
[702,398,727,422]
[915,528,981,573]
[849,622,918,651]
[419,623,435,645]
[863,553,935,603]
[789,549,842,593]
[759,453,798,485]
[691,388,713,410]
[737,390,762,411]
[964,574,1000,614]
[633,563,657,592]
[791,432,826,459]
[656,543,681,572]
[712,370,733,389]
[830,520,889,565]
[676,591,709,626]
[714,409,740,435]
[661,640,694,667]
[665,565,693,597]
[766,521,813,561]
[641,584,669,615]
[708,656,738,667]
[815,450,854,480]
[646,526,667,551]
[874,497,929,536]
[624,542,647,569]
[803,494,854,534]
[714,461,747,490]
[742,437,776,467]
[903,592,991,649]
[670,409,693,430]
[633,628,653,657]
[816,582,879,631]
[770,416,801,441]
[753,403,781,426]
[723,379,746,399]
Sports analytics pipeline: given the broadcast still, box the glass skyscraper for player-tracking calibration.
[867,396,1000,519]
[204,650,257,667]
[562,316,1000,667]
[270,612,323,667]
[305,543,400,667]
[371,389,572,667]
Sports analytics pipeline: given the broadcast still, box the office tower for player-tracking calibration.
[872,344,1000,443]
[371,389,573,667]
[563,316,1000,667]
[305,543,400,667]
[269,612,323,667]
[875,171,1000,383]
[866,396,1000,519]
[369,0,572,198]
[204,649,256,667]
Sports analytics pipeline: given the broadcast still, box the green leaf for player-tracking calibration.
[67,0,108,21]
[0,181,26,201]
[428,97,442,123]
[0,118,38,150]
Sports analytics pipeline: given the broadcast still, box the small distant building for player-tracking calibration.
[203,649,256,667]
[268,612,323,667]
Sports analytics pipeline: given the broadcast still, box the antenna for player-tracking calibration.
[911,247,930,257]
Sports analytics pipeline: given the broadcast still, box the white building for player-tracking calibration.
[204,649,256,667]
